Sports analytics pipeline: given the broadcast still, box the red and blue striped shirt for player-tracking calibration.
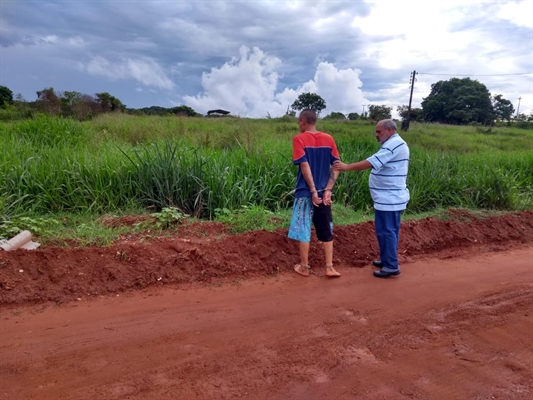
[292,131,340,198]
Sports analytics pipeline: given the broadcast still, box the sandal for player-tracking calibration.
[294,264,310,277]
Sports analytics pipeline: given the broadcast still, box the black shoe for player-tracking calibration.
[372,260,383,268]
[373,269,401,278]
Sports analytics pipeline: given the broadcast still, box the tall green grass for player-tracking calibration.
[1,114,532,221]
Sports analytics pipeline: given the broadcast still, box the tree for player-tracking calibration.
[0,86,14,107]
[95,92,124,113]
[492,94,514,123]
[135,106,169,116]
[347,112,360,120]
[58,91,84,117]
[421,78,495,125]
[323,111,346,120]
[397,105,423,122]
[170,105,200,117]
[515,113,527,122]
[70,94,100,120]
[290,92,326,116]
[36,87,61,114]
[368,104,392,121]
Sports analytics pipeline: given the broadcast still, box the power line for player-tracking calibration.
[418,72,532,77]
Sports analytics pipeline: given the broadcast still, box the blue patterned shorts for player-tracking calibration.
[288,198,333,243]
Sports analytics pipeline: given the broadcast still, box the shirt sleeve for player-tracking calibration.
[330,139,340,164]
[366,146,396,171]
[292,135,307,165]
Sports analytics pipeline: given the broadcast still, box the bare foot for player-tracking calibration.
[294,264,310,277]
[325,265,341,278]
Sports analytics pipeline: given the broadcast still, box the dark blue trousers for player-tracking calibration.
[375,210,402,273]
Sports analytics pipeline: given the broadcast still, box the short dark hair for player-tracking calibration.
[299,109,317,125]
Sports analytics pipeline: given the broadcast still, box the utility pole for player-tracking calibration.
[402,70,417,132]
[516,97,522,119]
[362,104,367,117]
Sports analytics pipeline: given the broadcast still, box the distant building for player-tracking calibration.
[207,109,230,116]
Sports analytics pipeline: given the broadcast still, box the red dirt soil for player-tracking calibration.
[1,210,532,399]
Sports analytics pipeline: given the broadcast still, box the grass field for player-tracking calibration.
[1,114,532,244]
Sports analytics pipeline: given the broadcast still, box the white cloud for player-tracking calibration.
[348,0,533,116]
[352,0,481,69]
[182,46,281,117]
[3,0,531,115]
[498,0,533,28]
[86,56,174,89]
[87,57,118,79]
[312,62,367,114]
[66,36,85,47]
[183,46,368,117]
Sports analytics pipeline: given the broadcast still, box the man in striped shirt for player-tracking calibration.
[333,119,410,278]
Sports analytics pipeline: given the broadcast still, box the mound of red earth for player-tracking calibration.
[1,210,532,305]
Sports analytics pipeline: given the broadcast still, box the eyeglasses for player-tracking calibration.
[375,127,388,134]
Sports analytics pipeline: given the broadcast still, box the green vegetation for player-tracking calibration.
[0,85,202,122]
[291,92,326,116]
[368,104,392,121]
[1,114,532,243]
[422,78,495,125]
[215,205,285,234]
[0,86,14,107]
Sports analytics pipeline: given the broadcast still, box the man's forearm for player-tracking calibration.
[347,160,372,171]
[326,168,338,190]
[300,162,316,192]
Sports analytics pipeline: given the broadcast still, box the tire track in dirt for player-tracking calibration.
[1,247,531,399]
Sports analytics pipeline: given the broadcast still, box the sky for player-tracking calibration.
[1,0,532,118]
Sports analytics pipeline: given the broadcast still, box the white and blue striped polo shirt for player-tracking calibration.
[366,133,410,211]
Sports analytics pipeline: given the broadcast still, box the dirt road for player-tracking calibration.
[1,246,532,400]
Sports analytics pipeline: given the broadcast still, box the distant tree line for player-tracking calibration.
[0,86,201,121]
[129,105,201,117]
[293,78,531,127]
[2,79,532,126]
